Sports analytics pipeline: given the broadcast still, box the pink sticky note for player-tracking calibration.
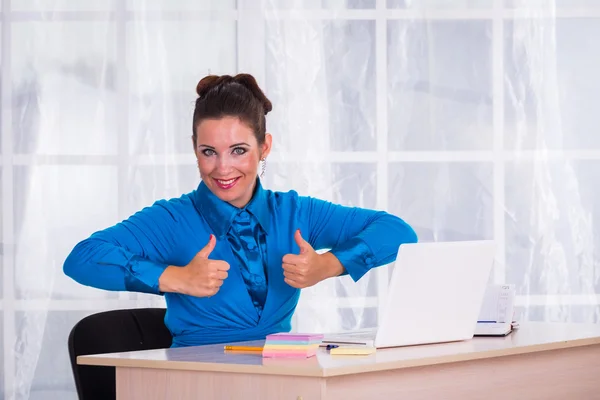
[266,332,324,341]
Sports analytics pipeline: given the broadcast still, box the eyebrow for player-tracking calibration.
[198,142,250,149]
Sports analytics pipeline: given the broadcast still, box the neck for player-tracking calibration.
[229,178,258,209]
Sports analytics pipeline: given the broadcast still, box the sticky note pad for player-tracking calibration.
[329,346,376,355]
[266,333,324,342]
[262,332,324,358]
[262,350,317,358]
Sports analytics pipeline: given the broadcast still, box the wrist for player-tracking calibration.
[158,265,186,293]
[319,252,345,279]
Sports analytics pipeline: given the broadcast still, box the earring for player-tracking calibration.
[260,158,266,178]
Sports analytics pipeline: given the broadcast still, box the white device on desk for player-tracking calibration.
[322,240,496,348]
[474,284,516,337]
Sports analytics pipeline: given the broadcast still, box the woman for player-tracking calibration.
[63,73,418,347]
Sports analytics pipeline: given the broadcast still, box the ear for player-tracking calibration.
[261,133,273,159]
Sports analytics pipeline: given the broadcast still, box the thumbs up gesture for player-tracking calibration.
[183,234,230,297]
[159,234,230,298]
[282,230,327,289]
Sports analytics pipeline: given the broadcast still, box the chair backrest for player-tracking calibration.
[68,308,172,400]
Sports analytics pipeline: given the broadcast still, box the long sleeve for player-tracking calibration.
[298,197,418,282]
[63,200,180,294]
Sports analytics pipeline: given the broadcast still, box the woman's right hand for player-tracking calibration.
[159,234,230,297]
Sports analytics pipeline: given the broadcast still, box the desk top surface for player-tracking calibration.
[77,322,600,377]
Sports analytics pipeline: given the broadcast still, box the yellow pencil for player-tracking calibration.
[224,345,263,352]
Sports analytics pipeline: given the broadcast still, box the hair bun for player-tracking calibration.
[233,74,272,115]
[195,75,234,98]
[195,74,271,115]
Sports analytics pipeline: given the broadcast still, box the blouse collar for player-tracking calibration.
[193,178,270,238]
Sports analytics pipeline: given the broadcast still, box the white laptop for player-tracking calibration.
[322,240,496,348]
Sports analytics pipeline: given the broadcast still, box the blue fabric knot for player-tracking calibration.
[227,209,268,317]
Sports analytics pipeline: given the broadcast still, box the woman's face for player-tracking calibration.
[195,116,271,208]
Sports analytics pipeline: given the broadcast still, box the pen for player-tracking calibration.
[224,345,263,352]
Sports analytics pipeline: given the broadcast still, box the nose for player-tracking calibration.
[215,154,233,175]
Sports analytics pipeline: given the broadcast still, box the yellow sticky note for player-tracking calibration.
[330,346,376,355]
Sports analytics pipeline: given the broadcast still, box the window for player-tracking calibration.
[2,0,600,397]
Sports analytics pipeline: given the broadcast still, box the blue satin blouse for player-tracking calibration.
[63,179,418,347]
[227,205,268,315]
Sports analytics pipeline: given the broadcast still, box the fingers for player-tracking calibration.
[205,264,228,290]
[282,253,304,265]
[185,237,230,298]
[197,234,217,258]
[214,260,230,271]
[282,262,303,275]
[283,270,303,283]
[212,278,224,288]
[284,276,305,289]
[283,265,308,288]
[282,264,302,276]
[216,270,229,280]
[203,274,226,297]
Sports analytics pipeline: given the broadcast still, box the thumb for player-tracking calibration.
[197,234,216,259]
[294,229,312,254]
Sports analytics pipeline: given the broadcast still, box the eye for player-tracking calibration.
[232,147,247,155]
[202,149,216,156]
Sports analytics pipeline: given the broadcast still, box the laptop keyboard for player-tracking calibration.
[327,329,377,340]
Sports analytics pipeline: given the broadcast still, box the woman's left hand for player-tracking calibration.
[282,230,344,288]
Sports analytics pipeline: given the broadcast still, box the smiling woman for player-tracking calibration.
[62,73,418,348]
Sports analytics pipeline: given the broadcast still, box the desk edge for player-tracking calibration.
[77,336,600,378]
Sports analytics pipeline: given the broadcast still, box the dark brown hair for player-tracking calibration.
[192,73,272,148]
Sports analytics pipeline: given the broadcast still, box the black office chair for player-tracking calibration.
[68,308,173,400]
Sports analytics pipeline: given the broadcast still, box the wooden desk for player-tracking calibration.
[78,322,600,399]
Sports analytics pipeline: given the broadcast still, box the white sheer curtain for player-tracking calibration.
[262,12,341,332]
[2,0,600,398]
